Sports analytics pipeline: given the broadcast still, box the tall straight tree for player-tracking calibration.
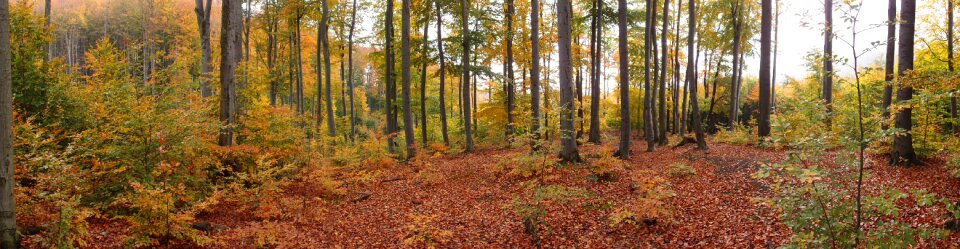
[505,0,516,137]
[881,0,896,131]
[771,0,780,110]
[558,0,580,162]
[729,0,742,130]
[758,0,772,137]
[0,0,14,246]
[44,0,51,62]
[823,0,834,125]
[402,0,417,157]
[437,1,450,145]
[891,0,919,165]
[644,0,656,152]
[686,0,706,149]
[658,0,670,145]
[531,0,543,147]
[348,0,357,141]
[617,0,630,159]
[220,0,242,146]
[386,0,398,151]
[588,0,601,144]
[461,0,474,152]
[194,0,213,97]
[949,0,957,134]
[419,9,430,145]
[322,0,336,137]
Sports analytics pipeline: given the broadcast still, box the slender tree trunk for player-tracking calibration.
[617,0,631,159]
[506,0,516,137]
[558,0,580,162]
[296,13,305,115]
[658,0,670,144]
[531,0,543,148]
[195,0,213,97]
[891,0,919,165]
[758,0,772,137]
[461,0,474,152]
[402,0,417,157]
[588,0,601,143]
[44,0,52,63]
[386,0,397,150]
[823,0,834,126]
[949,0,957,134]
[219,0,242,146]
[348,0,357,140]
[882,0,896,131]
[645,0,657,152]
[772,0,780,111]
[437,2,450,146]
[687,0,706,149]
[729,0,742,130]
[0,0,15,246]
[673,4,682,133]
[322,0,336,137]
[420,13,430,145]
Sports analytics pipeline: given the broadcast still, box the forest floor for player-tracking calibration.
[48,139,960,248]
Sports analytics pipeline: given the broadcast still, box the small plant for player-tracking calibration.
[500,152,559,178]
[401,214,453,248]
[609,172,675,227]
[509,183,592,247]
[588,149,624,182]
[667,162,696,178]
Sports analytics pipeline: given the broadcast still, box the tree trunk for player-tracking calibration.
[348,0,357,141]
[645,0,657,152]
[558,0,580,162]
[420,12,430,146]
[882,0,896,131]
[0,0,16,246]
[506,0,516,137]
[617,0,631,159]
[322,0,336,137]
[658,0,670,144]
[588,0,601,144]
[437,1,450,146]
[461,0,474,152]
[44,0,52,63]
[823,0,834,126]
[772,0,780,111]
[687,0,706,149]
[386,0,397,151]
[949,0,957,134]
[531,0,542,148]
[729,0,742,130]
[402,0,417,157]
[673,5,682,133]
[195,0,213,97]
[758,0,772,137]
[891,0,919,165]
[219,0,242,146]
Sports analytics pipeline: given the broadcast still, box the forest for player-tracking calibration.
[0,0,957,247]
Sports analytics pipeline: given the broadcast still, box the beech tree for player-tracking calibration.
[891,0,919,165]
[0,0,14,246]
[348,0,358,141]
[823,0,834,125]
[617,0,630,159]
[461,0,474,152]
[505,0,516,137]
[531,0,542,147]
[437,1,450,146]
[687,0,706,149]
[949,0,957,134]
[219,0,242,147]
[758,0,772,137]
[322,0,336,137]
[587,0,601,144]
[386,0,397,151]
[881,0,896,131]
[403,0,417,157]
[558,0,580,162]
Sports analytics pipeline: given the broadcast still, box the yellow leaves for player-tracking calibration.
[401,214,453,248]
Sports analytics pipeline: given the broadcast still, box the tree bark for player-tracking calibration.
[617,0,631,159]
[506,0,516,137]
[403,0,417,157]
[558,0,580,162]
[891,0,919,165]
[348,0,357,140]
[386,0,397,150]
[219,0,242,146]
[687,0,706,149]
[645,0,657,152]
[758,0,772,137]
[195,0,213,98]
[658,0,670,144]
[420,12,430,145]
[772,0,780,111]
[882,0,896,131]
[823,0,834,126]
[0,0,16,247]
[531,0,542,148]
[461,0,474,152]
[588,0,601,144]
[728,0,742,130]
[949,0,957,134]
[437,2,450,146]
[322,0,336,137]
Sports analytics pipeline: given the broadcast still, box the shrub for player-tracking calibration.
[401,214,453,248]
[610,172,675,227]
[667,163,696,178]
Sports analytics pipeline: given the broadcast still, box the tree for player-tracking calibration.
[588,0,601,144]
[729,0,743,130]
[322,0,336,137]
[505,0,516,137]
[658,0,670,145]
[44,0,51,63]
[531,0,542,148]
[219,0,242,147]
[348,0,358,141]
[403,0,417,158]
[558,0,580,162]
[687,0,706,149]
[617,0,630,159]
[386,0,398,151]
[0,0,14,247]
[645,0,657,152]
[823,0,834,125]
[890,0,919,165]
[758,0,772,137]
[437,1,450,146]
[949,0,957,135]
[461,0,474,152]
[881,0,896,131]
[419,5,430,145]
